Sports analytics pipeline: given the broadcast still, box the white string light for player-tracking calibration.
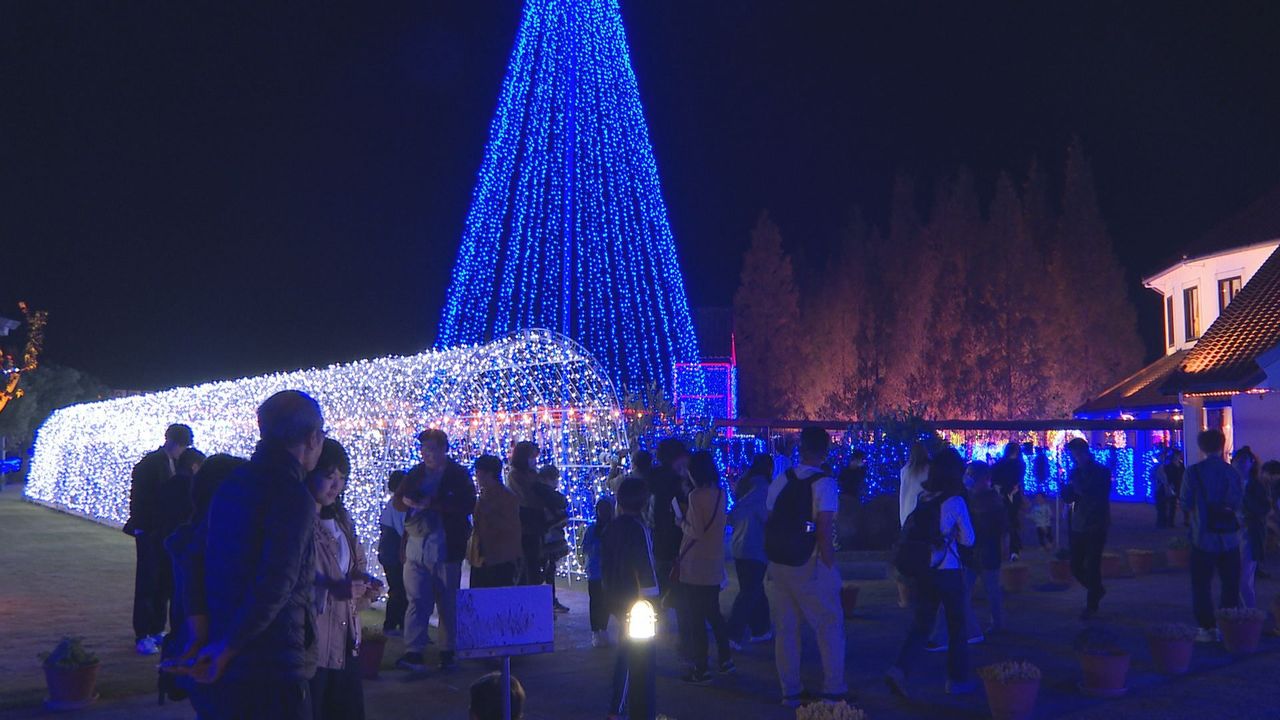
[24,330,627,576]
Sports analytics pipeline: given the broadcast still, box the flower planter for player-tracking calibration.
[982,677,1040,720]
[360,636,388,680]
[1001,564,1031,594]
[840,583,860,618]
[1126,550,1155,576]
[43,663,99,710]
[1049,558,1073,585]
[1220,616,1264,654]
[1077,652,1130,697]
[1100,553,1126,579]
[1148,637,1194,675]
[1166,548,1190,570]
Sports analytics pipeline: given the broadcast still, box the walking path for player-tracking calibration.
[3,485,1278,719]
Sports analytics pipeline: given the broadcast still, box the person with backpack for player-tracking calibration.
[1062,437,1112,621]
[1180,429,1244,641]
[763,427,847,708]
[885,447,976,698]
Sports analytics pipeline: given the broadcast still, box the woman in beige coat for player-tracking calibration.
[677,450,732,684]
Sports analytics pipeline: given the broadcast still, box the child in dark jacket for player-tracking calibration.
[378,470,408,634]
[583,497,615,647]
[966,462,1009,632]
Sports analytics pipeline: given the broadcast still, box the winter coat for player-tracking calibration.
[678,486,727,586]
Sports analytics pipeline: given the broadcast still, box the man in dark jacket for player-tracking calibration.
[393,428,477,672]
[124,423,193,655]
[1062,438,1111,620]
[1180,429,1244,640]
[194,390,325,719]
[992,443,1026,558]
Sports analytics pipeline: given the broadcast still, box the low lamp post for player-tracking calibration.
[627,599,657,720]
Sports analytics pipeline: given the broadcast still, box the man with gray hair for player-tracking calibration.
[195,390,326,719]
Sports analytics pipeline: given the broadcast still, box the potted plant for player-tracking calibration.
[795,700,867,720]
[1049,548,1073,585]
[978,660,1041,720]
[1074,627,1130,697]
[1166,536,1191,570]
[1146,623,1196,674]
[1218,607,1266,654]
[1001,563,1031,593]
[1100,552,1126,578]
[840,582,860,618]
[40,637,99,710]
[360,627,388,679]
[1126,548,1155,576]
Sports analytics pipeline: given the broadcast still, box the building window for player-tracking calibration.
[1218,276,1242,312]
[1183,286,1200,341]
[1165,295,1175,347]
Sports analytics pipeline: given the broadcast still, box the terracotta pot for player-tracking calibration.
[360,637,388,679]
[896,579,911,608]
[1049,559,1073,585]
[1077,652,1130,696]
[840,583,860,618]
[1100,553,1126,579]
[43,663,99,710]
[982,677,1040,720]
[1148,637,1194,675]
[1166,548,1190,570]
[1126,550,1155,576]
[1001,564,1031,593]
[1220,617,1264,654]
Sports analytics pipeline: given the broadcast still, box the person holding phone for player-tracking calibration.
[307,438,380,720]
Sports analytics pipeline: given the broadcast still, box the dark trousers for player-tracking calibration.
[1191,546,1242,629]
[544,557,560,601]
[894,568,968,684]
[133,533,170,639]
[1156,494,1175,528]
[309,644,364,720]
[609,634,656,716]
[655,558,689,648]
[589,579,610,632]
[520,536,544,585]
[470,561,517,589]
[681,582,730,673]
[727,559,770,640]
[1007,500,1023,555]
[1070,531,1107,611]
[1035,527,1052,549]
[211,676,311,720]
[378,557,407,631]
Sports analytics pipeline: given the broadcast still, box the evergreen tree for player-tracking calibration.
[1046,139,1144,410]
[880,173,934,415]
[733,211,802,417]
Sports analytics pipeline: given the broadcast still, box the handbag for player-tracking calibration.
[668,488,722,585]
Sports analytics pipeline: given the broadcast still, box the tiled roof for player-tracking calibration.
[1163,244,1280,393]
[1075,350,1187,418]
[1149,184,1280,273]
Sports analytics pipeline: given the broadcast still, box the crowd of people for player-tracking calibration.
[119,388,1280,718]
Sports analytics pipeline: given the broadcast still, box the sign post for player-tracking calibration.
[454,585,555,720]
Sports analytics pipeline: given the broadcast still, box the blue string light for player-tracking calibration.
[437,0,704,405]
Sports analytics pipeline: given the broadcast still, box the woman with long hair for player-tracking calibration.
[507,441,546,585]
[899,441,930,526]
[677,451,733,685]
[1234,446,1268,607]
[727,453,774,646]
[307,439,380,720]
[886,447,976,698]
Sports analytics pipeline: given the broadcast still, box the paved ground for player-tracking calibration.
[4,485,1280,719]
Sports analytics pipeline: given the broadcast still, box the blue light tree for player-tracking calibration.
[437,0,703,404]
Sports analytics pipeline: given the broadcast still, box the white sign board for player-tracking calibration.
[454,585,555,659]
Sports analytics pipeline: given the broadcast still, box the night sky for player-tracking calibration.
[5,1,1280,391]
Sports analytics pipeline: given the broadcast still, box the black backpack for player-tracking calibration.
[764,469,824,566]
[892,494,946,579]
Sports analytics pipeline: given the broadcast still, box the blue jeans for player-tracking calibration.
[727,559,770,640]
[894,569,969,685]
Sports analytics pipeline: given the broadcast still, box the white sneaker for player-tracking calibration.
[749,630,774,643]
[135,637,159,655]
[591,631,610,648]
[1195,627,1217,643]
